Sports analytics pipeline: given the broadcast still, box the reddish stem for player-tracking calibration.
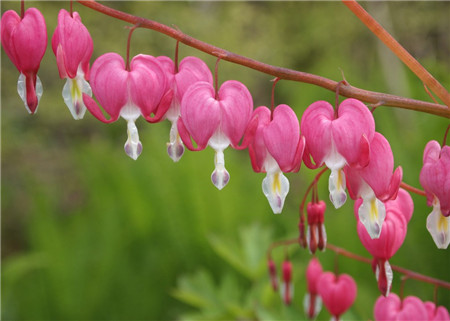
[299,167,329,220]
[20,0,24,18]
[342,0,450,107]
[334,80,347,118]
[76,0,449,118]
[70,0,73,17]
[271,77,281,117]
[442,124,450,147]
[400,182,426,197]
[214,57,221,99]
[174,41,179,74]
[125,23,141,71]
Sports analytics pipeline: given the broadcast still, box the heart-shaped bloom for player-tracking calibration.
[374,293,428,321]
[177,80,253,190]
[280,259,293,305]
[83,53,171,160]
[356,188,412,296]
[306,200,327,253]
[301,98,375,209]
[419,140,450,249]
[52,9,93,120]
[1,8,47,113]
[345,132,403,239]
[156,56,213,162]
[317,271,357,321]
[424,301,450,321]
[248,105,305,213]
[304,258,323,319]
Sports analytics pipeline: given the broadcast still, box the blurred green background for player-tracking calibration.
[1,1,449,320]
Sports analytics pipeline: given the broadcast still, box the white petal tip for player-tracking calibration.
[124,141,143,160]
[211,167,230,190]
[427,206,450,249]
[262,171,289,214]
[167,142,184,162]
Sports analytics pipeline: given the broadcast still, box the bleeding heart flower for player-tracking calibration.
[280,259,293,305]
[345,132,403,239]
[301,98,375,209]
[156,56,213,162]
[1,8,47,113]
[424,301,450,321]
[374,293,429,321]
[317,271,357,321]
[356,188,412,296]
[83,53,172,160]
[177,80,253,190]
[306,201,327,253]
[419,140,450,249]
[52,9,93,120]
[248,105,305,213]
[304,258,323,319]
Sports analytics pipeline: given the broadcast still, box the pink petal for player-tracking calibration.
[83,93,118,123]
[306,257,323,294]
[264,104,301,172]
[300,100,334,167]
[424,302,450,321]
[129,54,166,117]
[332,98,375,166]
[420,141,450,215]
[176,56,213,99]
[384,188,414,223]
[2,8,47,74]
[248,106,272,172]
[89,53,129,120]
[317,272,357,318]
[218,80,253,147]
[374,294,429,321]
[179,81,221,150]
[51,9,93,79]
[359,132,401,200]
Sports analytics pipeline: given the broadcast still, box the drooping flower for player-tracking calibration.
[248,105,305,213]
[306,200,327,253]
[356,188,412,296]
[419,140,450,249]
[83,53,172,160]
[177,80,253,190]
[1,8,47,113]
[424,301,450,321]
[52,9,93,120]
[301,98,375,209]
[267,258,278,292]
[280,259,293,305]
[346,132,403,239]
[156,56,213,162]
[317,271,357,321]
[374,293,429,321]
[304,257,323,319]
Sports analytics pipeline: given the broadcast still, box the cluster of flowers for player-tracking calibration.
[268,187,450,319]
[1,7,449,248]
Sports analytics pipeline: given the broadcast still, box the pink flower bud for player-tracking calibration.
[281,260,293,305]
[304,258,323,319]
[267,259,278,292]
[306,201,327,253]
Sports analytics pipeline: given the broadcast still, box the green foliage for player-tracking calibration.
[1,1,449,321]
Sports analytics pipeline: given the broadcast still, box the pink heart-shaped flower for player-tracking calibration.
[52,9,93,79]
[301,98,375,169]
[317,272,357,319]
[420,140,450,216]
[374,293,429,320]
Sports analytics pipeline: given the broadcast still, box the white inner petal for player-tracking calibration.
[62,71,91,120]
[328,168,347,209]
[17,73,43,113]
[262,160,289,214]
[167,119,184,162]
[121,104,143,160]
[426,200,450,249]
[358,184,386,239]
[211,148,230,190]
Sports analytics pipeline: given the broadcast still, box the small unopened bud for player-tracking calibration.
[281,260,293,305]
[267,259,278,291]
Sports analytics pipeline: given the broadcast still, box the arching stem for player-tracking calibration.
[214,57,221,99]
[271,77,281,119]
[174,40,179,73]
[20,0,25,18]
[125,23,141,71]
